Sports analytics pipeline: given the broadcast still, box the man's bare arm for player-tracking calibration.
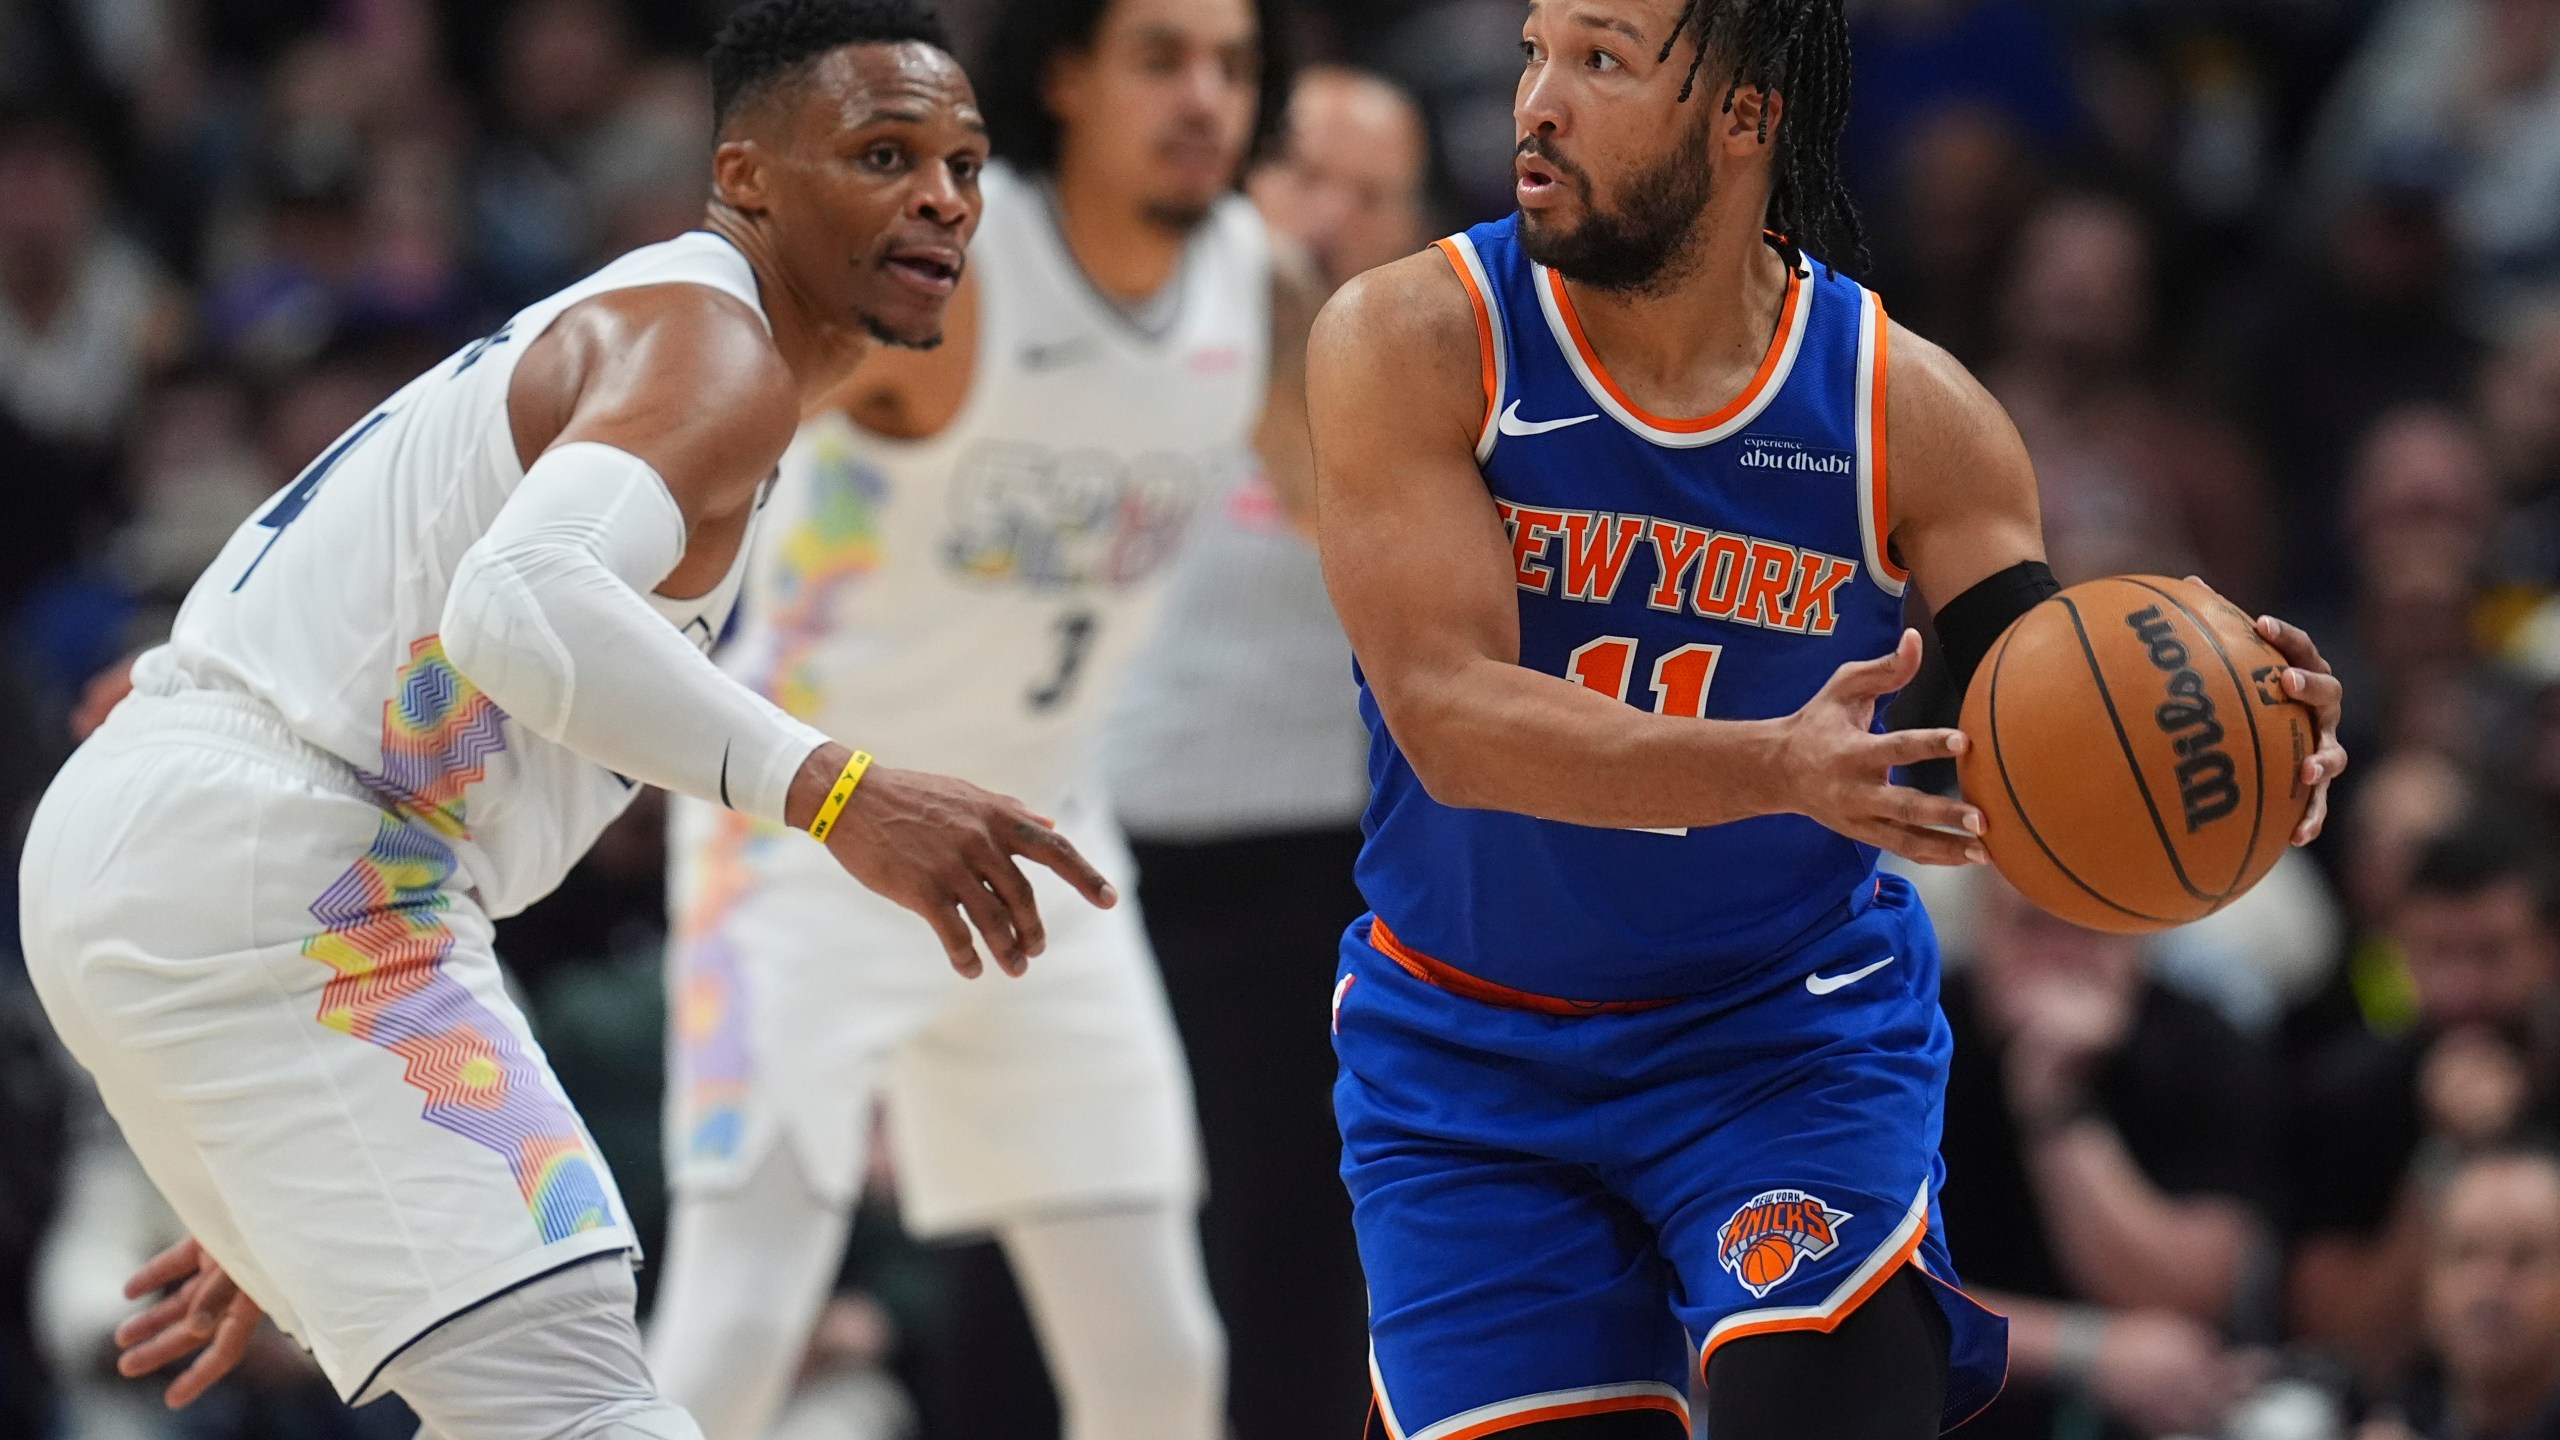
[2027,1121,2260,1319]
[1879,321,2046,610]
[1311,256,1980,859]
[1255,238,1326,531]
[471,285,1114,980]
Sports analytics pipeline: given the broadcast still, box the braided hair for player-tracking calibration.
[1657,0,1864,269]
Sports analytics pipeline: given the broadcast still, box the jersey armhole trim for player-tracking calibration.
[1854,290,1909,597]
[684,229,772,335]
[1434,235,1507,465]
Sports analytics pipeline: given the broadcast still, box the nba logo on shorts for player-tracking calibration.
[1718,1189,1852,1298]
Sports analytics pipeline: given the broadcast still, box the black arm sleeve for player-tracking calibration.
[1933,560,2059,693]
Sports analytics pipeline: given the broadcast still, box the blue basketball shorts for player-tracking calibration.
[1332,873,2007,1440]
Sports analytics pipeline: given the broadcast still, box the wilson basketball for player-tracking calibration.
[1955,575,2316,934]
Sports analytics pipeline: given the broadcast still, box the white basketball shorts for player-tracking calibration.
[663,790,1200,1234]
[18,689,636,1400]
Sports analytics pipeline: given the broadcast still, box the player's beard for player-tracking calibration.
[1518,118,1717,296]
[861,314,944,350]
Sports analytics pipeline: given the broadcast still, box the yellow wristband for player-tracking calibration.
[805,750,873,841]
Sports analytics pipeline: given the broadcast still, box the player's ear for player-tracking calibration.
[1721,84,1780,152]
[713,136,772,214]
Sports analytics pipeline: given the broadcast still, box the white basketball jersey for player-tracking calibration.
[715,164,1270,809]
[132,232,768,917]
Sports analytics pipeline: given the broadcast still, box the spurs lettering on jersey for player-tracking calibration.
[945,440,1211,588]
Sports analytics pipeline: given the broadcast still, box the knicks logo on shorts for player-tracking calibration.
[1718,1189,1853,1299]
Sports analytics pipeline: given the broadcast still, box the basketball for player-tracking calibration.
[1955,575,2316,934]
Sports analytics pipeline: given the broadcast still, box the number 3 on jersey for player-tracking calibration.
[1565,636,1723,718]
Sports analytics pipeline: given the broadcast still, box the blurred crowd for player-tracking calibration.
[6,0,2560,1438]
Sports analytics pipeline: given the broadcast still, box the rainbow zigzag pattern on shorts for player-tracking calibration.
[305,637,615,1245]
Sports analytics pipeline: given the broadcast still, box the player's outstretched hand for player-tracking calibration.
[812,759,1117,979]
[2184,577,2348,845]
[116,1236,261,1409]
[1776,629,1988,867]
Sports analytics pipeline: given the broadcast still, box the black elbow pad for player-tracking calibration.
[1934,560,2059,693]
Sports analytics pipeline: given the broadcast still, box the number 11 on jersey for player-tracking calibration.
[1564,636,1721,836]
[1564,636,1722,718]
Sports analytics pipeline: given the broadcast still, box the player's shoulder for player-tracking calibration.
[1876,312,2037,546]
[558,280,796,428]
[1882,317,1994,416]
[1882,315,2022,469]
[1312,246,1482,380]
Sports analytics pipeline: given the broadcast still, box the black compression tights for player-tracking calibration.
[1362,1267,1951,1440]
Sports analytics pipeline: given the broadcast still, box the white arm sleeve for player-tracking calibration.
[441,440,831,826]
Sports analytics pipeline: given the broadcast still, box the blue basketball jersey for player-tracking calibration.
[1353,217,1910,1003]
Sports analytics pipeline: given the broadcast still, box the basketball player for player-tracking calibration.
[1309,2,2350,1438]
[641,2,1303,1438]
[18,5,1116,1435]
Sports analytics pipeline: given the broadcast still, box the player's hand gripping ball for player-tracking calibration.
[1955,575,2317,933]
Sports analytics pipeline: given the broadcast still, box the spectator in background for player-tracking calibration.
[200,23,473,377]
[1845,0,2074,364]
[2301,748,2480,1050]
[0,111,183,453]
[1243,67,1427,294]
[2291,823,2560,1393]
[1988,192,2276,610]
[0,112,177,616]
[105,373,274,673]
[2483,311,2560,593]
[2213,164,2479,617]
[1101,63,1428,1440]
[1939,872,2279,1440]
[2335,407,2506,766]
[1867,104,2043,368]
[2363,1149,2560,1440]
[469,0,705,310]
[2300,0,2560,335]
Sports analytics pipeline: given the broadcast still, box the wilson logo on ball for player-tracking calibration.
[1717,1189,1852,1299]
[2126,605,2241,833]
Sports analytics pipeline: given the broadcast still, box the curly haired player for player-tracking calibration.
[1308,0,2350,1436]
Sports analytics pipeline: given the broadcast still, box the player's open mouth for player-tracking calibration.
[885,247,962,295]
[1516,155,1561,206]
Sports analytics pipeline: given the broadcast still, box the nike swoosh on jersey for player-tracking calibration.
[1804,955,1896,996]
[1496,400,1600,436]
